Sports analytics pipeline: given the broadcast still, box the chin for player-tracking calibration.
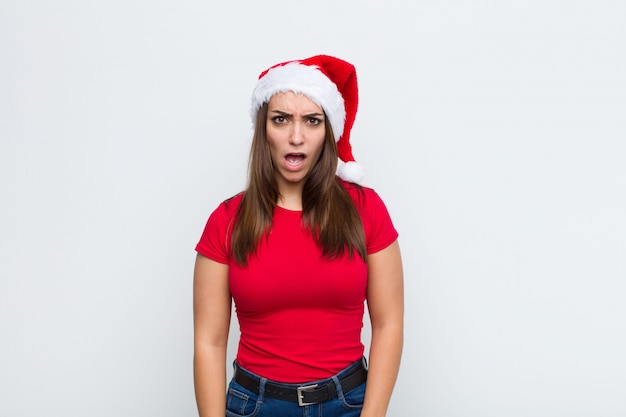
[282,168,307,180]
[279,172,307,185]
[286,176,307,184]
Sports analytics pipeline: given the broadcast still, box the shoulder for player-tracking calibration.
[195,192,244,261]
[338,179,398,253]
[212,192,244,218]
[202,192,244,231]
[221,192,244,212]
[338,179,385,209]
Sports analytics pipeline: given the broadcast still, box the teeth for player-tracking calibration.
[286,154,304,167]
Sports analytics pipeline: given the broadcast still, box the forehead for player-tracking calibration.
[267,92,324,113]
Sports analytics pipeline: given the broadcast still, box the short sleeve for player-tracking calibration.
[360,188,399,254]
[340,182,398,254]
[195,195,242,264]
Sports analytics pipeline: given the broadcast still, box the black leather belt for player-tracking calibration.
[233,360,368,406]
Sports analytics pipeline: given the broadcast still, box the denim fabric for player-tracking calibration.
[225,359,366,417]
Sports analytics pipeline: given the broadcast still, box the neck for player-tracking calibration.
[276,181,303,211]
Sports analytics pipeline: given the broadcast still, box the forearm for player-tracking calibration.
[193,255,231,417]
[194,344,228,417]
[361,323,403,417]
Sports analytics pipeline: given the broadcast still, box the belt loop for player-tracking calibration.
[257,376,267,401]
[330,375,344,400]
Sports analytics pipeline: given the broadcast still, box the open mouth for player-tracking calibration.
[285,153,305,167]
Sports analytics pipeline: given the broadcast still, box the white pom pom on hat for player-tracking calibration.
[251,55,364,184]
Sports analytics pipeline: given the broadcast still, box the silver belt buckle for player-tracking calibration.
[296,383,318,406]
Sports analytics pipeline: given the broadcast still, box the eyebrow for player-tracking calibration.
[269,110,325,118]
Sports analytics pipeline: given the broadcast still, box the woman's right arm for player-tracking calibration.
[193,253,231,417]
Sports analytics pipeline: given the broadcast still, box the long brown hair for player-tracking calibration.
[230,102,366,266]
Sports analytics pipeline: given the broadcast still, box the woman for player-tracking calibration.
[194,55,403,417]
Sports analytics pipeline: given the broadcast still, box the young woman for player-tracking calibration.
[193,55,403,417]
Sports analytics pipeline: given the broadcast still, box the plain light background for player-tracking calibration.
[1,0,625,416]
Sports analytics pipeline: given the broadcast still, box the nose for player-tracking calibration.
[288,122,304,146]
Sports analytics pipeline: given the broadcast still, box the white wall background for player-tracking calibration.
[1,0,625,416]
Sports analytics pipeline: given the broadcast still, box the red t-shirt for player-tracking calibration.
[195,182,398,382]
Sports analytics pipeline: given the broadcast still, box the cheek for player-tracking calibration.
[312,134,326,157]
[265,128,281,153]
[266,134,277,150]
[267,142,281,164]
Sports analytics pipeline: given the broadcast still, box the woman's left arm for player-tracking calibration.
[361,240,404,417]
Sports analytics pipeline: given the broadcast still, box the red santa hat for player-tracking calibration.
[250,55,364,184]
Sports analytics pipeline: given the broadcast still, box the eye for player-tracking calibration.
[271,116,287,124]
[307,117,323,126]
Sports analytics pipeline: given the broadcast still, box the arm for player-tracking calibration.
[193,253,231,417]
[361,240,404,417]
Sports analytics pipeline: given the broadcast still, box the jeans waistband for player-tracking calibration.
[233,358,368,406]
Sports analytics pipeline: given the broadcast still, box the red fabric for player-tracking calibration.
[195,182,398,382]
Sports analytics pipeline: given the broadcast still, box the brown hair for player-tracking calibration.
[230,103,366,266]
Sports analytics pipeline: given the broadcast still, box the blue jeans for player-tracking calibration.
[225,359,367,417]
